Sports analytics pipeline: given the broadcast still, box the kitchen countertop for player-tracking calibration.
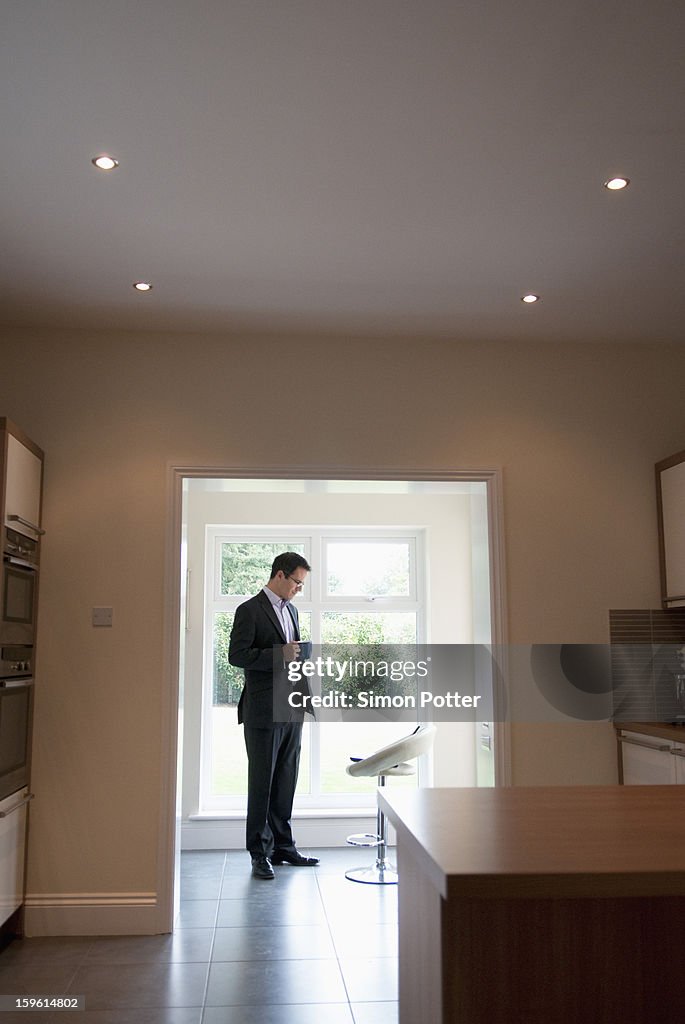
[378,785,685,900]
[614,721,685,741]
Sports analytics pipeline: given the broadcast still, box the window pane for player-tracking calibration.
[211,707,246,796]
[326,541,410,597]
[213,612,244,705]
[297,611,311,641]
[210,707,311,797]
[220,541,307,596]
[322,611,417,644]
[213,611,310,705]
[297,722,311,797]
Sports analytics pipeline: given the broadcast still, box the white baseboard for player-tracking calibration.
[23,893,161,936]
[181,814,394,850]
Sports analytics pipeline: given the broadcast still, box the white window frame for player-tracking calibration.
[200,526,427,812]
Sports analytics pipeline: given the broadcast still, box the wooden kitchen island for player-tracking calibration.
[378,786,685,1024]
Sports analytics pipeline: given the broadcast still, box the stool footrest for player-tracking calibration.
[346,832,381,848]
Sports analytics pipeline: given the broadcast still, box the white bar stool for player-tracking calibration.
[345,723,437,884]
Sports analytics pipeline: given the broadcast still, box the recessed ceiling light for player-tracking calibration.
[133,281,153,292]
[521,293,540,304]
[604,177,630,191]
[92,155,119,171]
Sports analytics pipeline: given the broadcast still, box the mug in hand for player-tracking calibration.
[297,640,312,662]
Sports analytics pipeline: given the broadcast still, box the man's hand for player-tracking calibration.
[283,642,301,662]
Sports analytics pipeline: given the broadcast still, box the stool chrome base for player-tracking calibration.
[345,864,398,885]
[345,775,398,884]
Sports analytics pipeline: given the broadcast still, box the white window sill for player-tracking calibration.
[189,807,376,821]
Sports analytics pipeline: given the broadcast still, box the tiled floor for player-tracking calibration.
[0,847,398,1023]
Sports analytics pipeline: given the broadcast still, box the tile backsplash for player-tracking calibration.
[610,609,685,722]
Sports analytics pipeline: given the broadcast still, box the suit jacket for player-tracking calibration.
[228,589,310,727]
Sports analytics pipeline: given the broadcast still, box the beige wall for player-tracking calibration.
[1,327,684,918]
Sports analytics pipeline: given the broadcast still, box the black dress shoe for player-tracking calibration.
[271,850,319,866]
[251,855,275,879]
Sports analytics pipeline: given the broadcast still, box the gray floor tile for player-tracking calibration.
[219,874,269,899]
[220,847,249,872]
[216,897,327,928]
[212,924,336,962]
[317,874,398,902]
[180,876,223,900]
[313,847,379,875]
[328,920,398,959]
[68,963,208,1010]
[175,900,219,929]
[0,936,94,965]
[270,865,322,884]
[0,1015,63,1024]
[181,851,226,871]
[339,957,398,1002]
[324,899,398,927]
[205,959,347,1006]
[202,1004,354,1023]
[220,868,320,900]
[351,1001,399,1024]
[35,1011,203,1024]
[0,963,80,995]
[84,930,214,964]
[180,865,225,886]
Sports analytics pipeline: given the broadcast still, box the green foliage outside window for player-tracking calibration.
[320,612,417,703]
[214,608,312,705]
[213,612,243,705]
[213,541,306,705]
[221,541,305,596]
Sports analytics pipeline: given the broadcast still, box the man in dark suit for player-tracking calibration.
[228,552,319,879]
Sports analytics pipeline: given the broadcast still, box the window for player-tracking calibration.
[201,529,425,811]
[325,540,413,598]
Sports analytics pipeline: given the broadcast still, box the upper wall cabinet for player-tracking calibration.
[0,419,44,541]
[656,450,685,609]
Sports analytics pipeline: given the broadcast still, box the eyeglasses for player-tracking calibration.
[285,573,306,590]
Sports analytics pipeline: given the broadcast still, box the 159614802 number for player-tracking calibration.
[0,994,85,1010]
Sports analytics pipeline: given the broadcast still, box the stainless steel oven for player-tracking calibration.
[1,528,39,646]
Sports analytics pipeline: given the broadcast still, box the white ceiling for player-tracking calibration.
[2,0,684,342]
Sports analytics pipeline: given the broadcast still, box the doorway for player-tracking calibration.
[157,469,508,932]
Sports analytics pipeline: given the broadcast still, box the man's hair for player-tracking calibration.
[270,551,311,579]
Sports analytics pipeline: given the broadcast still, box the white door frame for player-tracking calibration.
[156,465,510,932]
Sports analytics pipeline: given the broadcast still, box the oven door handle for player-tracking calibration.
[7,514,45,537]
[3,554,38,572]
[0,792,34,818]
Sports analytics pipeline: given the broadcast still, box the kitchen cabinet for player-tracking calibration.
[0,418,43,943]
[0,788,30,929]
[616,724,685,784]
[0,419,44,539]
[656,449,685,609]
